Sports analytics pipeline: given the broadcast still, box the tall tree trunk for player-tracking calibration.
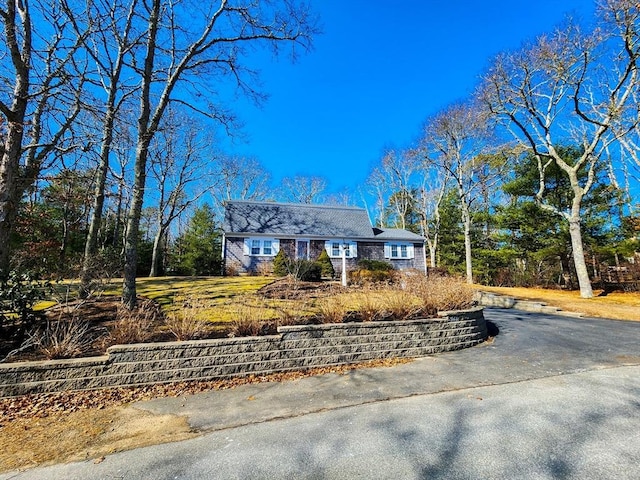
[564,170,594,299]
[0,124,26,277]
[122,0,160,309]
[113,180,124,249]
[462,204,473,284]
[80,112,115,297]
[122,147,146,308]
[149,225,164,277]
[568,215,593,298]
[0,0,30,277]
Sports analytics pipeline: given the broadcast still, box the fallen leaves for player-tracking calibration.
[0,357,413,422]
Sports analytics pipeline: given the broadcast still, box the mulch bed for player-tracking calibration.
[258,279,345,299]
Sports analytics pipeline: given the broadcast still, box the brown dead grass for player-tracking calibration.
[478,285,640,321]
[0,407,194,472]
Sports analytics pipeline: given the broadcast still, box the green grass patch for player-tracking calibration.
[101,276,277,322]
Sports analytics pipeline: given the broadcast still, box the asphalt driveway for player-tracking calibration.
[3,309,639,479]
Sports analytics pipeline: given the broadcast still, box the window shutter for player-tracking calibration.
[324,241,331,256]
[243,238,250,256]
[408,244,415,259]
[272,239,280,254]
[384,243,391,258]
[350,242,358,258]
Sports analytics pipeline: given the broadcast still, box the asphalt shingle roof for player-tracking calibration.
[223,201,425,242]
[372,228,425,241]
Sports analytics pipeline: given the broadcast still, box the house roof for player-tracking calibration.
[223,201,425,242]
[372,227,425,241]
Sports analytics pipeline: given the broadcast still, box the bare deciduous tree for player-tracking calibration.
[381,150,419,230]
[280,175,327,204]
[210,154,271,215]
[0,0,88,275]
[365,150,420,230]
[416,164,449,269]
[119,0,318,307]
[147,113,212,277]
[365,167,389,228]
[72,0,142,296]
[419,102,493,284]
[479,1,640,297]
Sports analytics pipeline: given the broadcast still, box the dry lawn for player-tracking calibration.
[0,407,195,472]
[479,285,640,321]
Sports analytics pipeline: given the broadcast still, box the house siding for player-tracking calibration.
[357,242,386,262]
[225,237,425,275]
[224,237,274,275]
[310,240,325,260]
[387,243,426,272]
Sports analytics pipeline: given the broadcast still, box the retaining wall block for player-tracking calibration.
[0,308,487,397]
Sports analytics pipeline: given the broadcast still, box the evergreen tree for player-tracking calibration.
[272,249,289,277]
[435,189,465,274]
[170,205,222,276]
[493,146,627,287]
[316,249,335,278]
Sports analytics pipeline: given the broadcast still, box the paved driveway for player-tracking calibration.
[3,310,639,479]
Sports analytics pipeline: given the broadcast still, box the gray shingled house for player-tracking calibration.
[222,201,426,275]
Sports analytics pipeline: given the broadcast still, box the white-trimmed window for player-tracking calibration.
[384,242,414,259]
[244,238,279,256]
[325,240,357,258]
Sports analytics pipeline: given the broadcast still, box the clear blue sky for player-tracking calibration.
[223,0,596,203]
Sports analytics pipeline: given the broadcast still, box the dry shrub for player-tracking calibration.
[348,269,396,286]
[378,289,422,320]
[316,297,346,323]
[256,261,273,276]
[229,303,273,337]
[109,299,160,344]
[31,319,93,359]
[274,300,310,326]
[275,305,298,326]
[404,275,476,316]
[229,318,266,337]
[165,296,211,341]
[354,290,383,322]
[225,260,242,276]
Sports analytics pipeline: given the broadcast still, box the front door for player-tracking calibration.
[296,240,309,260]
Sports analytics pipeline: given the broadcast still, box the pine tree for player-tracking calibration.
[171,205,221,276]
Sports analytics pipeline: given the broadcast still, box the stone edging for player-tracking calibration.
[0,307,487,398]
[475,291,584,317]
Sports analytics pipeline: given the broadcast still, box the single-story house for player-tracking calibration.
[222,200,426,275]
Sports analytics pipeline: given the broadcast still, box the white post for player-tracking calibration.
[341,243,348,287]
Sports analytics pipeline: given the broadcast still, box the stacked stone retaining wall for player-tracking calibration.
[0,308,486,398]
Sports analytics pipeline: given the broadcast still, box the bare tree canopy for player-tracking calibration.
[110,0,318,307]
[147,110,213,277]
[418,102,496,284]
[479,0,640,297]
[280,175,327,204]
[210,155,271,207]
[0,0,88,276]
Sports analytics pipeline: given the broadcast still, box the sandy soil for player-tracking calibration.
[0,406,195,472]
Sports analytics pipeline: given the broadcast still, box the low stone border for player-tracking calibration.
[475,291,584,317]
[0,308,487,398]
